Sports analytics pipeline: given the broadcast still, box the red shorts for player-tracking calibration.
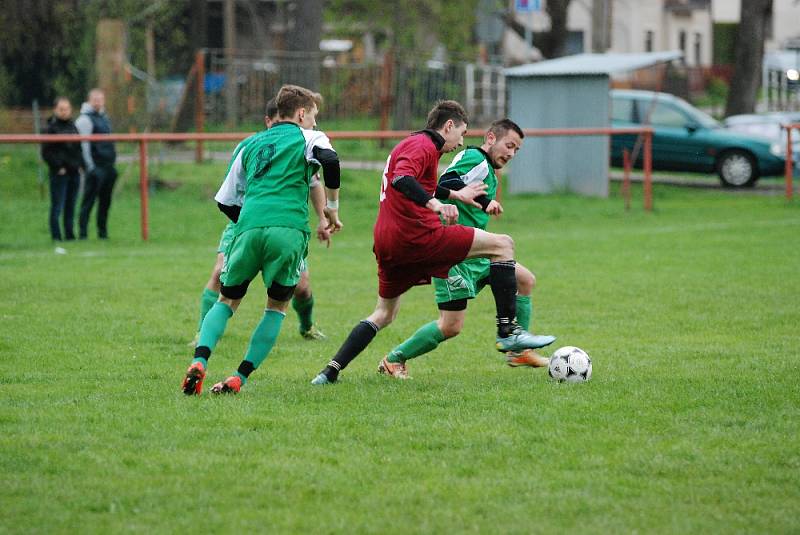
[376,225,475,299]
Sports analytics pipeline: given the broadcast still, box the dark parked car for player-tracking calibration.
[610,90,787,187]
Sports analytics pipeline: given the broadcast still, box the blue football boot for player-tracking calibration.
[496,325,556,352]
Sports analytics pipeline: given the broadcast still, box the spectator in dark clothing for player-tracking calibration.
[41,97,83,241]
[76,88,118,240]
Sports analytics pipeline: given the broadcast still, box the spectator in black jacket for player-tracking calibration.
[76,88,117,240]
[41,97,83,241]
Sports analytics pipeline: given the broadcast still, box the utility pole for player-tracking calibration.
[224,0,237,127]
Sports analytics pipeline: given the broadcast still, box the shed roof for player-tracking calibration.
[504,51,683,77]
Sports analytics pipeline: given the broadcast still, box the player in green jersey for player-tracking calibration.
[191,99,333,346]
[378,119,555,379]
[181,85,341,395]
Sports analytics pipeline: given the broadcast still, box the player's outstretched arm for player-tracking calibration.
[438,171,490,209]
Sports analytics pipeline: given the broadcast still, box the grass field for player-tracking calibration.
[1,145,799,533]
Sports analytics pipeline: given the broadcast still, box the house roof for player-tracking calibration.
[503,51,683,77]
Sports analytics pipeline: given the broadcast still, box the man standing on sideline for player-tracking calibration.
[76,88,118,240]
[311,101,554,385]
[41,97,83,242]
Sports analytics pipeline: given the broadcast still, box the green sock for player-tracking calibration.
[292,294,314,332]
[192,302,233,367]
[387,321,445,363]
[234,309,285,384]
[198,288,219,331]
[516,294,532,331]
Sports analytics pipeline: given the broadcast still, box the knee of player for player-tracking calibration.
[438,321,462,339]
[496,233,514,256]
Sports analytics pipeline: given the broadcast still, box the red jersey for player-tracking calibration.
[374,131,443,264]
[372,130,475,298]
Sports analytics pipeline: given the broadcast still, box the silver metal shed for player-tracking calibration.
[503,51,682,197]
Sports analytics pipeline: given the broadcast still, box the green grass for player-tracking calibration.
[1,145,799,533]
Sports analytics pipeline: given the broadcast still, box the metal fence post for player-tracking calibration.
[139,139,149,240]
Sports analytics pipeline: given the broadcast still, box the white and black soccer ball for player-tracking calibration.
[548,346,592,383]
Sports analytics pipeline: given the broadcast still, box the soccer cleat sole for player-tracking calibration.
[506,349,550,368]
[378,357,410,379]
[181,365,206,396]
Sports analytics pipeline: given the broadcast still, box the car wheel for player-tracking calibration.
[716,150,758,188]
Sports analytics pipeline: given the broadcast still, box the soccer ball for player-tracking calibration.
[548,346,592,383]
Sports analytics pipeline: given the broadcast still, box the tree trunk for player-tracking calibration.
[540,0,572,58]
[284,0,322,91]
[724,0,772,117]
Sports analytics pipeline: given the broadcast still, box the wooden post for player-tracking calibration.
[644,131,653,211]
[145,20,156,131]
[96,19,127,127]
[224,0,237,127]
[139,140,149,240]
[195,50,205,163]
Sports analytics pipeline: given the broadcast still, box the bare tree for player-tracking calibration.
[725,0,773,116]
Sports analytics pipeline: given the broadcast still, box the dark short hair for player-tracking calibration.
[488,118,524,140]
[275,84,317,119]
[425,100,468,130]
[265,97,278,120]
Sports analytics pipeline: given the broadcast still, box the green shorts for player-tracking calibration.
[433,257,491,304]
[221,226,309,291]
[217,223,236,254]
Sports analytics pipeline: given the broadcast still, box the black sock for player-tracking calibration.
[236,360,255,379]
[322,320,379,380]
[194,345,212,361]
[489,260,517,337]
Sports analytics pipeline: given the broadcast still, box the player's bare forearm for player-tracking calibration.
[310,181,326,220]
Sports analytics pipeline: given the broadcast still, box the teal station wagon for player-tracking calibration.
[610,90,787,187]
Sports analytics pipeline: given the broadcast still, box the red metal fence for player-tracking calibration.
[785,124,800,200]
[0,127,664,240]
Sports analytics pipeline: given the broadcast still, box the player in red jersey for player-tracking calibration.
[312,100,552,384]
